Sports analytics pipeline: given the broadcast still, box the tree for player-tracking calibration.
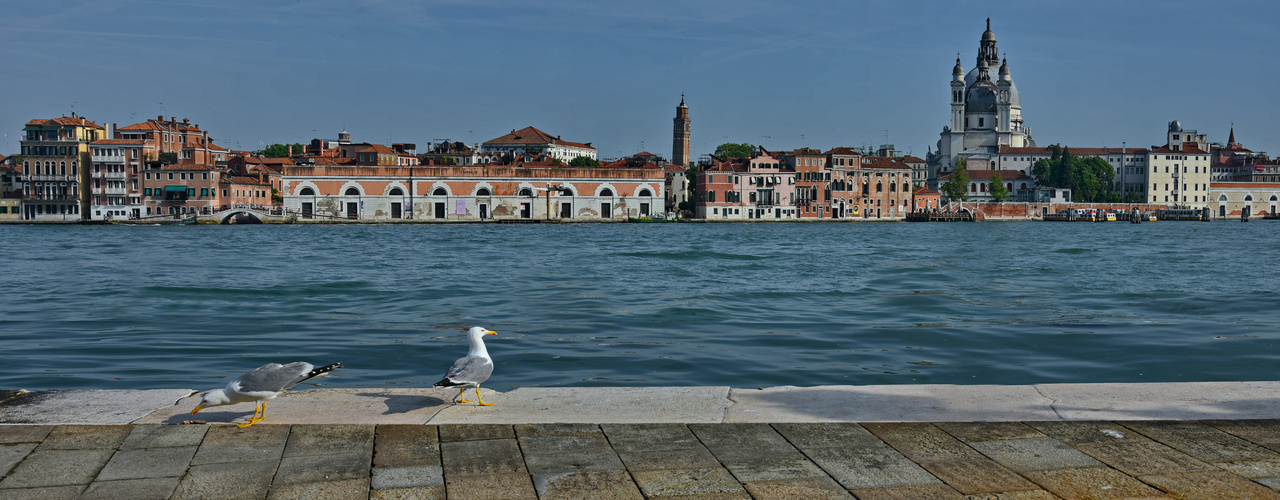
[940,157,969,202]
[259,143,306,158]
[1029,144,1118,203]
[989,171,1008,202]
[568,156,599,167]
[713,143,755,159]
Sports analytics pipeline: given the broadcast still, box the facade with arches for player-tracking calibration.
[1209,183,1280,218]
[282,165,665,221]
[17,115,105,220]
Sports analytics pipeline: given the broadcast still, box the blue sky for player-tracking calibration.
[3,0,1277,160]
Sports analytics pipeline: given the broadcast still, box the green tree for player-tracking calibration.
[989,171,1008,202]
[940,157,969,202]
[568,156,599,167]
[713,143,756,159]
[1030,145,1118,203]
[259,143,306,158]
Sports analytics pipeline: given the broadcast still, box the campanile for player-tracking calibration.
[672,95,690,166]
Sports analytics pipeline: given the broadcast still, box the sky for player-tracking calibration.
[3,0,1278,160]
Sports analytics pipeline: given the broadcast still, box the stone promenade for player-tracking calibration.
[3,420,1280,499]
[2,382,1279,498]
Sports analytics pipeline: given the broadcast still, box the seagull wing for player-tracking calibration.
[436,356,493,386]
[233,362,314,394]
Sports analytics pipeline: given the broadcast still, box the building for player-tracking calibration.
[927,19,1035,188]
[1209,183,1280,218]
[1210,127,1276,182]
[88,139,146,220]
[694,153,798,220]
[853,156,915,218]
[672,96,691,167]
[912,187,942,212]
[18,114,105,220]
[282,162,664,221]
[1148,121,1211,206]
[786,148,831,218]
[481,126,597,163]
[939,169,1034,203]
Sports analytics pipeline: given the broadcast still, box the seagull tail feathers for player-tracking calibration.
[433,377,461,388]
[301,362,342,382]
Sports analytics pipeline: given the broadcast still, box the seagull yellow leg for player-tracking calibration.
[457,387,472,404]
[237,402,265,428]
[475,386,494,406]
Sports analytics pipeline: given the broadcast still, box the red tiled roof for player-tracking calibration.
[91,139,145,145]
[117,122,164,131]
[901,156,926,163]
[26,116,105,129]
[912,187,940,195]
[861,156,912,170]
[159,164,219,171]
[484,126,595,150]
[824,147,862,156]
[1209,182,1280,189]
[226,176,270,186]
[357,144,396,154]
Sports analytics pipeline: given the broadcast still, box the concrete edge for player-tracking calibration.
[2,382,1278,425]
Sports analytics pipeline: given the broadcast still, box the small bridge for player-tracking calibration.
[206,207,289,224]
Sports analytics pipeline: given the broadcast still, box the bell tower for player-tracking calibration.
[673,95,691,167]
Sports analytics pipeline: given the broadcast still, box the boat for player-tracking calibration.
[627,216,675,223]
[1153,208,1209,221]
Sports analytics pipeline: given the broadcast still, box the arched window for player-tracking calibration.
[904,183,910,193]
[980,183,986,192]
[638,189,652,197]
[476,188,491,196]
[1245,195,1254,202]
[1007,183,1013,192]
[1271,195,1278,201]
[1021,183,1027,190]
[599,188,614,197]
[889,182,896,193]
[862,181,869,196]
[518,188,532,196]
[970,183,977,192]
[432,187,446,196]
[299,187,315,196]
[344,187,360,196]
[388,188,404,196]
[876,182,883,193]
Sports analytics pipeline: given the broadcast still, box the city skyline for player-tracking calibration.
[2,0,1278,159]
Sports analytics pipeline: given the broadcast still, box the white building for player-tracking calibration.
[481,126,597,163]
[927,19,1035,188]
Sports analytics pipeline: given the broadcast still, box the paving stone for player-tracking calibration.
[370,486,446,500]
[80,477,180,500]
[440,438,526,475]
[957,490,1058,500]
[689,423,827,481]
[190,423,290,465]
[1124,421,1280,463]
[267,477,370,500]
[771,423,885,449]
[1139,470,1280,499]
[801,444,939,490]
[1216,460,1280,480]
[969,437,1103,472]
[628,467,748,498]
[742,476,853,499]
[935,422,1045,443]
[272,452,371,486]
[0,425,53,444]
[602,423,704,453]
[1022,466,1166,499]
[616,448,721,472]
[848,483,968,500]
[1026,421,1144,447]
[863,423,987,463]
[0,485,83,500]
[0,389,194,425]
[514,423,601,438]
[0,443,37,477]
[1257,477,1280,490]
[531,470,643,499]
[0,449,112,488]
[95,445,197,480]
[918,459,1039,495]
[1205,419,1280,453]
[282,424,375,458]
[171,459,278,500]
[437,424,513,442]
[35,425,130,450]
[1075,440,1213,476]
[519,432,625,474]
[120,424,207,449]
[374,425,439,467]
[442,472,537,500]
[372,465,443,489]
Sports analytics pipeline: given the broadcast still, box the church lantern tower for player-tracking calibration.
[673,95,691,167]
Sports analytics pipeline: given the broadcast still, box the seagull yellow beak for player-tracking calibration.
[191,405,205,415]
[487,330,497,336]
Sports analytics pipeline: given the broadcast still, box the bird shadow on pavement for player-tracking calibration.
[157,409,248,425]
[357,392,446,415]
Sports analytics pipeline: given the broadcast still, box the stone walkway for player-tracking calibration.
[3,420,1280,499]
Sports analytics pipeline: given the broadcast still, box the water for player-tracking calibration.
[1,221,1277,392]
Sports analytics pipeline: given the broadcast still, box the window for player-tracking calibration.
[344,187,360,196]
[433,188,446,196]
[168,173,174,180]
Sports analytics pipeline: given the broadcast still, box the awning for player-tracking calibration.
[163,185,187,192]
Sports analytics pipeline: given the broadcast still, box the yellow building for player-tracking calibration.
[18,115,105,220]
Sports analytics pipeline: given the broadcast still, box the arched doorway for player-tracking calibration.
[519,188,533,218]
[299,187,316,218]
[475,187,491,220]
[432,187,447,219]
[637,188,652,216]
[344,187,360,218]
[600,188,614,218]
[389,187,404,218]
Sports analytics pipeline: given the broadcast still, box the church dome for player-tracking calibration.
[965,80,998,114]
[982,28,996,41]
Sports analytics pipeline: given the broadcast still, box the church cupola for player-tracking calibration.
[952,58,964,81]
[977,18,1000,69]
[998,58,1011,81]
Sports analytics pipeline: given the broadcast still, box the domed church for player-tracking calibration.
[927,19,1034,186]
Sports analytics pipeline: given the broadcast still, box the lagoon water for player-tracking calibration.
[1,221,1277,392]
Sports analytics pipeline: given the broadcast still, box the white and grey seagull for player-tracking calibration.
[192,361,342,427]
[434,326,498,406]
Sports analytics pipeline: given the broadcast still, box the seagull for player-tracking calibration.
[192,362,342,427]
[434,326,498,406]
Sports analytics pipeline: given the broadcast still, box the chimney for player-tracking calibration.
[288,145,293,157]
